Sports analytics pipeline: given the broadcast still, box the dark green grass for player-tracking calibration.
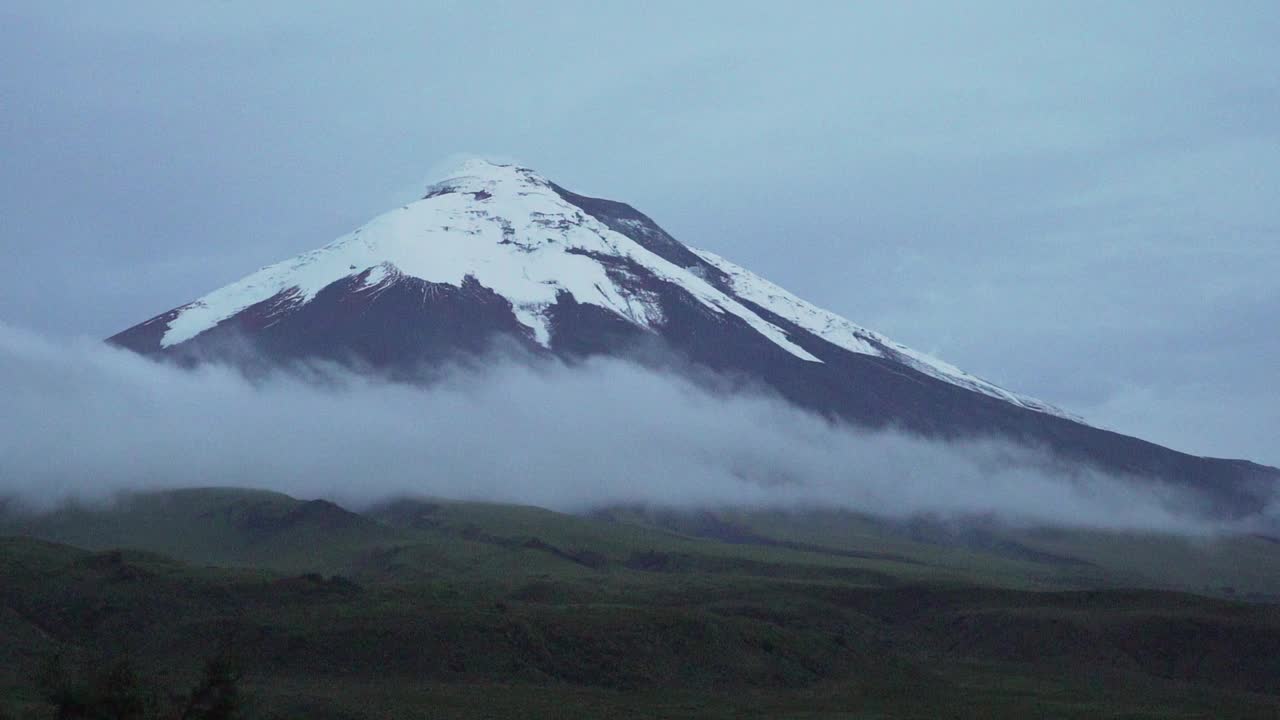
[2,489,1279,718]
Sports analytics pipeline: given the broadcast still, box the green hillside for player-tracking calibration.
[2,489,1279,718]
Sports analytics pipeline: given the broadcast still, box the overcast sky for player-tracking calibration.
[2,2,1277,465]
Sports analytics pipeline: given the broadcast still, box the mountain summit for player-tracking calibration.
[110,160,1276,514]
[110,160,1069,416]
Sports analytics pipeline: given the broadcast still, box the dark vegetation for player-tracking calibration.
[35,653,242,720]
[3,488,1279,718]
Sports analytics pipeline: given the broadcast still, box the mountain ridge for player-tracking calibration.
[108,160,1278,516]
[111,160,1072,418]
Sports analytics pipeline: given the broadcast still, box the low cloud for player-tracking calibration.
[0,323,1271,533]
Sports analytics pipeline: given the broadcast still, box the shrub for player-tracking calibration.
[180,654,245,720]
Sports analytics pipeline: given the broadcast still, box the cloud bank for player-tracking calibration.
[0,324,1270,533]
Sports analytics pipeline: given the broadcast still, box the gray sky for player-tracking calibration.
[2,1,1277,465]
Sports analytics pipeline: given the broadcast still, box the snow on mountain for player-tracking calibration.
[691,249,1082,422]
[160,160,818,362]
[137,159,1079,422]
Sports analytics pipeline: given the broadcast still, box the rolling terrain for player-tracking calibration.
[3,488,1280,718]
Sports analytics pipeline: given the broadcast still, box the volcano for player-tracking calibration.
[109,160,1277,515]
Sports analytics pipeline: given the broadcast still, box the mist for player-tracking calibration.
[0,323,1270,534]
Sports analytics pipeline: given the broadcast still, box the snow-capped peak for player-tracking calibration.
[421,159,538,198]
[159,160,819,361]
[144,158,1083,424]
